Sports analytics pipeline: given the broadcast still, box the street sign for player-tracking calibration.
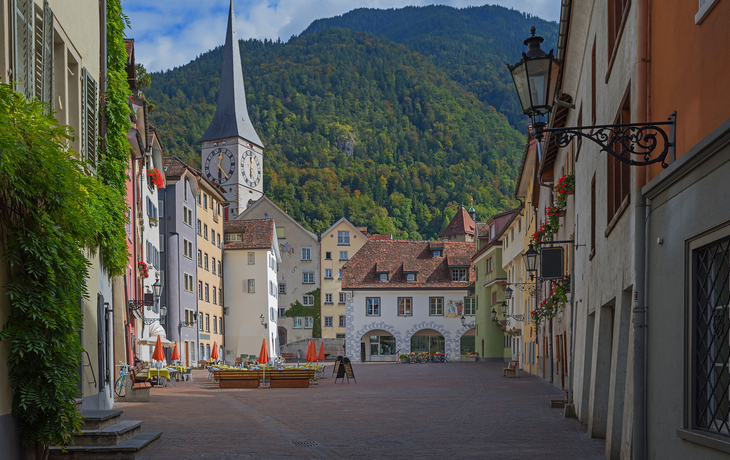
[540,246,564,280]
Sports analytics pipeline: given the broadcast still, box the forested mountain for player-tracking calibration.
[303,5,558,131]
[145,6,556,239]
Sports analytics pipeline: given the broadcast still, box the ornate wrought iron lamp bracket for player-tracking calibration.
[535,113,676,168]
[143,318,158,325]
[506,314,525,322]
[127,300,150,311]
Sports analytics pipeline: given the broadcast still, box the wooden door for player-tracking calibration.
[184,341,189,367]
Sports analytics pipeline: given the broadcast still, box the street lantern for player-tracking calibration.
[501,301,507,314]
[460,315,466,327]
[260,313,268,329]
[507,26,560,127]
[491,309,497,321]
[152,278,162,299]
[505,286,514,301]
[523,243,539,276]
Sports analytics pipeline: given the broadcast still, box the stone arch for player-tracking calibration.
[351,322,402,363]
[453,322,477,359]
[403,321,453,359]
[277,327,287,346]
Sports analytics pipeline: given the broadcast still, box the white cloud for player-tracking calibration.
[125,0,561,72]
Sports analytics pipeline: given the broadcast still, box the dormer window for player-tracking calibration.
[406,273,416,282]
[379,274,388,282]
[451,268,468,281]
[433,250,441,257]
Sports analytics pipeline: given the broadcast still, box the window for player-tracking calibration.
[211,230,215,244]
[197,250,202,267]
[366,298,380,316]
[337,231,350,245]
[607,89,632,230]
[204,253,209,270]
[204,224,208,240]
[379,273,388,282]
[303,295,314,306]
[248,252,255,265]
[339,269,343,279]
[184,309,195,327]
[212,257,216,274]
[591,174,596,256]
[203,194,208,209]
[696,0,720,24]
[218,261,222,276]
[492,290,498,305]
[198,281,203,300]
[406,273,416,281]
[199,314,204,331]
[339,315,346,327]
[184,273,194,292]
[304,317,314,329]
[217,234,221,247]
[486,257,494,273]
[247,279,255,293]
[339,251,348,260]
[293,317,302,328]
[398,297,412,316]
[276,227,285,239]
[218,288,222,305]
[279,283,286,294]
[219,317,223,335]
[451,268,468,281]
[213,315,217,333]
[301,247,311,261]
[270,307,276,322]
[607,0,630,60]
[204,283,209,302]
[205,314,210,332]
[429,297,444,316]
[196,194,201,205]
[213,287,217,304]
[325,251,332,260]
[325,269,333,279]
[184,179,189,202]
[689,229,730,439]
[325,293,333,304]
[339,292,346,304]
[302,271,314,284]
[278,307,286,318]
[336,333,345,339]
[324,316,333,327]
[225,233,242,242]
[464,297,476,315]
[183,239,193,259]
[197,219,202,235]
[433,250,441,257]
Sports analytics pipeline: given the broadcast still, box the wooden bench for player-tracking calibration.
[215,370,261,389]
[268,369,315,388]
[280,353,294,361]
[125,369,152,402]
[503,360,519,378]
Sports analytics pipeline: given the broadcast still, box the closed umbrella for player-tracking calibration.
[152,334,165,362]
[210,342,219,361]
[318,341,325,361]
[171,341,180,361]
[258,338,269,364]
[306,340,317,362]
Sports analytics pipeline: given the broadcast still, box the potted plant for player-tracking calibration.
[147,168,163,188]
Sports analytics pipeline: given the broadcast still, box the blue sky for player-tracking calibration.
[124,0,560,72]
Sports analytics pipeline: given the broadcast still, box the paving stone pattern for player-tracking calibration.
[117,362,604,459]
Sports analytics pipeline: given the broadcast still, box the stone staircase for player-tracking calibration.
[48,410,161,459]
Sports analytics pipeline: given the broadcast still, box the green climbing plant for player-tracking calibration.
[285,288,322,338]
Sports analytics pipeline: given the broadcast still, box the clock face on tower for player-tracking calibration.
[204,148,235,184]
[241,149,261,187]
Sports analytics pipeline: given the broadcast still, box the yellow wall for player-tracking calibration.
[320,220,367,338]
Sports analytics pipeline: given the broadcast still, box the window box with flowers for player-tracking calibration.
[554,174,575,208]
[531,278,569,328]
[147,168,163,189]
[138,261,149,278]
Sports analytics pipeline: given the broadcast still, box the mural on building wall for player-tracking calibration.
[279,242,294,258]
[444,299,464,318]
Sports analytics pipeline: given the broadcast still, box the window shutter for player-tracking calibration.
[34,0,53,105]
[12,0,34,99]
[81,67,98,169]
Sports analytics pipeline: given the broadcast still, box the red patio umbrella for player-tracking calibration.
[210,341,219,360]
[171,341,180,361]
[318,341,325,361]
[306,340,317,362]
[258,338,269,364]
[151,335,165,362]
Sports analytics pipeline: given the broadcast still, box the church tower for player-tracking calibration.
[200,1,264,219]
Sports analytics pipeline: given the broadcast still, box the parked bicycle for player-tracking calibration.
[114,361,133,398]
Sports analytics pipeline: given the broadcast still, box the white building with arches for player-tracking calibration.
[342,240,475,362]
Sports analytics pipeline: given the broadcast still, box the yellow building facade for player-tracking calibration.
[319,218,368,339]
[195,175,225,361]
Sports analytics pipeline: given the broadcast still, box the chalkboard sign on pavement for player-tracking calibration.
[335,357,356,383]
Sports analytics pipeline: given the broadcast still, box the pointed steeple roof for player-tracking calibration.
[438,207,475,239]
[200,1,263,147]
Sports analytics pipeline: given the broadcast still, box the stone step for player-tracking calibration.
[548,397,567,408]
[48,430,162,460]
[74,420,143,446]
[79,410,124,431]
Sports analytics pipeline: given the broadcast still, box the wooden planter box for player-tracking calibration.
[460,355,478,362]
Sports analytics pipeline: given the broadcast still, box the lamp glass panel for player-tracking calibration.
[525,57,551,112]
[509,61,532,114]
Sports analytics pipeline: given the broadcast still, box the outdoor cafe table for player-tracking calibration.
[138,368,171,386]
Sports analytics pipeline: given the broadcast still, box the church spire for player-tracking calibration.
[200,1,263,147]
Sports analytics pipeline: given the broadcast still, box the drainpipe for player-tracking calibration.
[633,0,649,458]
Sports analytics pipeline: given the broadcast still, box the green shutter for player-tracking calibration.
[11,0,33,99]
[41,0,54,106]
[82,67,98,169]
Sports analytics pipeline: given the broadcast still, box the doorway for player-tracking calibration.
[184,341,189,367]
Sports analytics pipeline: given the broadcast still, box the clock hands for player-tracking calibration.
[216,152,229,180]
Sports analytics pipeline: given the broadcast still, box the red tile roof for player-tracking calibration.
[438,208,475,239]
[342,240,475,290]
[163,156,188,179]
[223,219,274,250]
[369,234,392,240]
